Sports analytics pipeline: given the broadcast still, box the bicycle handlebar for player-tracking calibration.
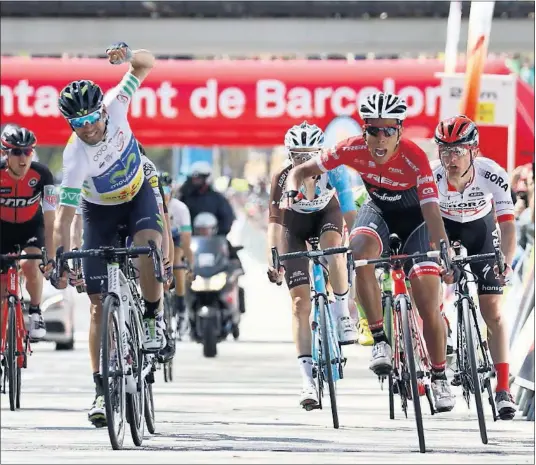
[0,248,48,265]
[353,250,441,268]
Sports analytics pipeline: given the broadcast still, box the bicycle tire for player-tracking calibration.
[127,306,145,447]
[383,295,395,420]
[400,298,426,453]
[15,361,21,409]
[144,380,156,434]
[463,300,488,444]
[319,296,339,429]
[7,300,17,411]
[101,295,126,450]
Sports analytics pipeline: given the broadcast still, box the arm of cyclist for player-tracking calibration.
[70,211,83,250]
[267,171,286,283]
[491,165,517,282]
[107,43,155,84]
[281,156,325,209]
[328,165,358,232]
[41,170,57,265]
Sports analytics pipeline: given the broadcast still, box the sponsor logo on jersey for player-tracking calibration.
[92,136,141,194]
[421,187,435,195]
[364,173,409,188]
[0,192,41,208]
[0,187,12,194]
[417,174,434,186]
[28,178,38,187]
[98,167,143,203]
[341,145,366,151]
[370,189,402,202]
[149,175,159,189]
[402,155,419,173]
[59,187,81,207]
[44,185,57,207]
[388,167,403,174]
[469,191,484,197]
[481,170,509,192]
[440,198,487,210]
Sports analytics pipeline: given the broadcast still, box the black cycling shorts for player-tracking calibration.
[349,202,440,278]
[81,179,162,295]
[443,211,502,295]
[0,218,44,254]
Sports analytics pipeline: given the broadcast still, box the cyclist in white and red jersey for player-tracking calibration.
[433,115,517,419]
[281,92,456,412]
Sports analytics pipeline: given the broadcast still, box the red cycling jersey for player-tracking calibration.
[316,137,439,214]
[0,159,56,223]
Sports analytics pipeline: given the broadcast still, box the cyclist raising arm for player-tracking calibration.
[52,43,164,427]
[433,115,517,419]
[281,94,456,412]
[267,121,358,409]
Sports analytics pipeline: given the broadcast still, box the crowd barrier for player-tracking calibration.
[507,244,535,421]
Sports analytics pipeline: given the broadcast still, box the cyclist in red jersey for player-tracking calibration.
[0,126,56,341]
[281,92,456,412]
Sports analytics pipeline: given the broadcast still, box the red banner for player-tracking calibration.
[0,57,533,168]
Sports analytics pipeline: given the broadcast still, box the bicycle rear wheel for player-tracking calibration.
[462,300,488,444]
[383,294,395,420]
[7,299,17,411]
[319,296,339,429]
[101,295,126,450]
[400,298,426,453]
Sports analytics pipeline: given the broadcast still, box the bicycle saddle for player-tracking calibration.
[389,234,402,254]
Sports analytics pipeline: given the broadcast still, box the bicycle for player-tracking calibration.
[55,241,163,450]
[445,241,504,444]
[272,237,350,429]
[353,235,442,454]
[0,248,47,411]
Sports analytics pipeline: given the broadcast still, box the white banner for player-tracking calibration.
[435,72,517,127]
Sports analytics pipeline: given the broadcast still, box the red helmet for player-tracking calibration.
[434,115,479,147]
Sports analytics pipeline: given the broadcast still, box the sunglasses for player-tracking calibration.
[439,146,471,159]
[289,150,320,161]
[4,147,33,156]
[364,125,399,137]
[68,109,104,128]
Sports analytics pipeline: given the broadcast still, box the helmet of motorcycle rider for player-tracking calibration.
[189,161,213,186]
[193,212,218,236]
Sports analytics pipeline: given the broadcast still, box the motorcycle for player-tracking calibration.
[187,235,244,357]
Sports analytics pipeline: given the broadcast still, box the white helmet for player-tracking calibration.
[190,161,213,177]
[359,92,407,122]
[193,212,218,234]
[284,121,325,150]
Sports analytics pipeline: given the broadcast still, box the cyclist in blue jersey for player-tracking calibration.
[267,121,357,408]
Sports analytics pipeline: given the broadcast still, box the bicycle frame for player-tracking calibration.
[310,259,342,383]
[0,264,29,369]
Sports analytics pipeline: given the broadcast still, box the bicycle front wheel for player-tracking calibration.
[462,299,488,444]
[319,296,339,429]
[383,294,395,420]
[400,298,426,453]
[144,376,156,434]
[7,299,17,411]
[101,295,126,450]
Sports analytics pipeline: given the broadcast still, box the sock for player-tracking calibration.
[28,304,41,315]
[174,294,185,314]
[298,355,313,385]
[431,361,447,381]
[357,302,367,321]
[332,291,349,320]
[369,319,388,344]
[348,298,358,322]
[495,362,510,393]
[93,372,103,396]
[143,298,161,319]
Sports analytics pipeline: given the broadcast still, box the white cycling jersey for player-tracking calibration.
[74,154,162,214]
[432,157,515,224]
[168,198,192,233]
[58,72,144,208]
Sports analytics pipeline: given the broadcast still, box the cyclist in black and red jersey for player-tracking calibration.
[281,92,456,412]
[0,126,56,341]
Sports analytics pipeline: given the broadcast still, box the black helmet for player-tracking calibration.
[159,171,173,187]
[1,126,37,149]
[58,80,104,118]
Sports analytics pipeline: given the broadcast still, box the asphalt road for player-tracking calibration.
[1,214,534,464]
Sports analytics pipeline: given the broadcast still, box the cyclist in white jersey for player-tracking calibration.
[159,171,193,337]
[51,43,165,427]
[267,121,358,408]
[433,115,517,419]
